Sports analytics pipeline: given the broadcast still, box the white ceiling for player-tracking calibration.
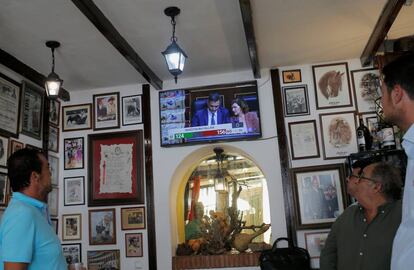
[0,0,413,92]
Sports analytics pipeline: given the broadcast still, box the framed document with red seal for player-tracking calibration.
[88,130,144,206]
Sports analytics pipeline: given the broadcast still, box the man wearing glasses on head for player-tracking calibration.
[320,160,402,270]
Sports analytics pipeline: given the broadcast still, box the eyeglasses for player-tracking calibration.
[348,173,378,183]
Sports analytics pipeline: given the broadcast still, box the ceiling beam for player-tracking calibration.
[0,48,70,101]
[71,0,163,90]
[360,0,405,67]
[239,0,261,78]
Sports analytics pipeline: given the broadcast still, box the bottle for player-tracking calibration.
[380,122,396,149]
[356,116,372,152]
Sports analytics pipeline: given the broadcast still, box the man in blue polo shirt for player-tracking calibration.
[0,148,68,269]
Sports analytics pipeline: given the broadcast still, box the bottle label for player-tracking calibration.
[357,130,366,146]
[382,127,395,147]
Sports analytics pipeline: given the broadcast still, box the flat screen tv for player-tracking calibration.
[159,80,262,147]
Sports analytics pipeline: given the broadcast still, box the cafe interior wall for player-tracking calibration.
[278,57,374,269]
[1,55,370,269]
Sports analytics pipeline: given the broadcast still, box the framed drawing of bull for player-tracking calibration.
[122,95,142,126]
[62,103,92,132]
[319,112,358,159]
[312,62,352,110]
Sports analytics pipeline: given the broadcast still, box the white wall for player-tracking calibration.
[57,68,287,270]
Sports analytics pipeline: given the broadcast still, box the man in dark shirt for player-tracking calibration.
[320,161,402,270]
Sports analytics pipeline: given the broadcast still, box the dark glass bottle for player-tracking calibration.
[380,122,396,149]
[356,116,372,152]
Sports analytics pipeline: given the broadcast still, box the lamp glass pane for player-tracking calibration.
[166,52,181,70]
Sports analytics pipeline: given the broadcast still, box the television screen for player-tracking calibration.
[159,81,261,147]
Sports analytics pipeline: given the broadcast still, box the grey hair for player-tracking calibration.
[371,161,402,201]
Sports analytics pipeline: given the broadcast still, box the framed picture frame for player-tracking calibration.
[20,81,44,139]
[62,103,92,132]
[49,99,61,126]
[282,69,302,84]
[0,172,9,206]
[48,125,59,153]
[89,208,117,245]
[47,187,59,216]
[282,85,310,117]
[88,130,144,206]
[288,120,320,160]
[351,68,380,113]
[0,136,9,168]
[9,140,24,156]
[64,137,84,170]
[319,112,358,159]
[62,214,82,241]
[51,218,59,234]
[122,95,142,126]
[312,62,352,110]
[0,73,21,138]
[49,155,59,186]
[121,207,146,230]
[291,164,347,228]
[62,243,82,264]
[125,233,143,257]
[93,92,120,130]
[304,230,330,259]
[87,250,120,270]
[64,176,85,206]
[25,144,42,152]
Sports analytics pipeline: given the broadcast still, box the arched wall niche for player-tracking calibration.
[168,144,269,254]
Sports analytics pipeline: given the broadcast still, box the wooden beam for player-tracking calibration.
[360,0,405,66]
[270,69,296,243]
[142,84,158,270]
[0,48,70,101]
[71,0,163,90]
[239,0,261,78]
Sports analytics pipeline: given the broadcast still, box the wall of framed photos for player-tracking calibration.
[279,57,380,268]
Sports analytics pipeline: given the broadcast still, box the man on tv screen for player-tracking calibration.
[191,92,230,127]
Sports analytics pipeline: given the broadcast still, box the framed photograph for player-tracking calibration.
[62,214,82,241]
[282,85,310,117]
[49,155,59,186]
[351,68,380,113]
[125,233,143,257]
[9,139,24,156]
[48,125,59,153]
[93,92,120,130]
[89,208,116,245]
[51,218,59,234]
[0,136,9,168]
[288,120,320,160]
[305,230,330,259]
[282,69,302,84]
[49,99,61,126]
[62,103,92,132]
[312,62,352,110]
[319,112,358,159]
[88,130,144,206]
[64,176,85,206]
[291,164,347,228]
[122,95,142,126]
[87,250,120,270]
[121,207,146,230]
[64,137,84,170]
[0,172,9,206]
[47,187,59,216]
[20,81,44,139]
[25,144,42,152]
[62,243,82,264]
[0,73,21,138]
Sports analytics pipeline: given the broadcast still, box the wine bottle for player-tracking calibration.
[356,116,372,152]
[380,122,396,149]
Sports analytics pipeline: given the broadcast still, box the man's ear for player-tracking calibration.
[392,84,404,104]
[30,171,40,184]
